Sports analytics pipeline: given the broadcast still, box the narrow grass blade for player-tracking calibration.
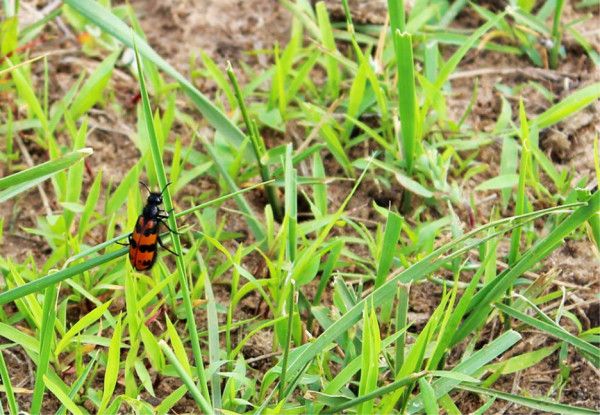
[458,384,597,414]
[0,248,126,307]
[202,139,266,244]
[499,136,519,209]
[407,331,522,413]
[279,281,296,399]
[226,64,282,221]
[508,100,531,265]
[159,340,213,414]
[98,318,122,414]
[43,375,84,415]
[496,302,600,365]
[419,377,439,415]
[455,191,599,344]
[0,54,47,77]
[357,303,381,414]
[70,51,119,119]
[165,317,192,376]
[134,43,210,400]
[55,352,98,415]
[155,385,187,415]
[394,31,418,172]
[30,284,58,415]
[54,300,112,356]
[77,169,103,240]
[7,57,48,133]
[437,12,506,90]
[203,271,222,409]
[0,148,92,191]
[531,83,600,129]
[483,344,559,375]
[315,1,339,98]
[549,0,566,69]
[376,211,403,322]
[475,174,519,191]
[0,347,18,415]
[322,372,424,414]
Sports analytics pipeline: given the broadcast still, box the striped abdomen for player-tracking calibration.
[129,216,158,271]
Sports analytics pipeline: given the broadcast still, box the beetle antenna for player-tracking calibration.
[139,181,152,194]
[160,182,172,195]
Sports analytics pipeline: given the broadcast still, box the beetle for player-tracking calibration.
[128,182,178,271]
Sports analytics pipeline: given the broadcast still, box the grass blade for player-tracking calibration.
[30,284,58,415]
[357,303,381,414]
[203,271,222,409]
[393,31,418,173]
[458,384,597,414]
[43,375,84,415]
[315,1,339,98]
[322,373,424,414]
[0,148,92,191]
[98,318,122,413]
[134,43,210,400]
[455,191,599,344]
[54,300,112,357]
[407,331,522,413]
[0,347,18,415]
[55,352,98,415]
[0,248,126,307]
[419,377,439,415]
[70,51,118,119]
[159,341,213,414]
[496,302,600,365]
[531,83,600,129]
[226,64,282,221]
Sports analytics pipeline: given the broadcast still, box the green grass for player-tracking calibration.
[0,1,599,414]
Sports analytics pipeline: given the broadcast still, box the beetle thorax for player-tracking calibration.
[143,203,161,218]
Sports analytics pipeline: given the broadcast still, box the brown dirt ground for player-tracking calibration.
[1,0,599,413]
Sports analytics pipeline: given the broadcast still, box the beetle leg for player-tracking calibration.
[158,208,175,217]
[158,235,179,256]
[158,209,175,221]
[116,234,132,246]
[160,220,180,235]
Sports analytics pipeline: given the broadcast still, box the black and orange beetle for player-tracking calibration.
[128,182,178,271]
